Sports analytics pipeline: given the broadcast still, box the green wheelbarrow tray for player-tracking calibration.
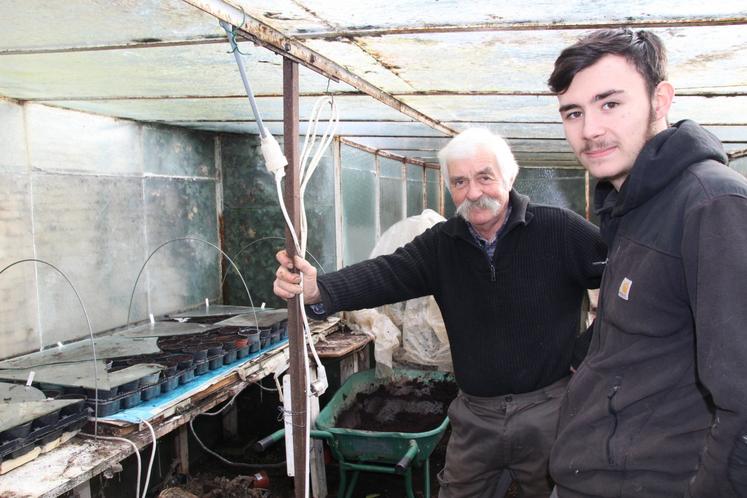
[255,368,454,498]
[315,368,452,468]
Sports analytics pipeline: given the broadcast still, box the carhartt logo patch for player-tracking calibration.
[618,278,632,300]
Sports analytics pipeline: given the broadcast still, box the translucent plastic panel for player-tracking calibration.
[444,190,456,219]
[341,146,376,265]
[379,158,404,234]
[142,125,216,178]
[143,177,220,318]
[0,173,38,359]
[300,1,745,33]
[40,94,408,125]
[25,104,142,175]
[0,0,221,50]
[380,157,404,178]
[426,168,441,213]
[0,43,357,100]
[303,145,337,274]
[0,100,26,173]
[407,164,424,216]
[731,156,747,177]
[33,174,148,346]
[402,95,747,125]
[514,168,588,219]
[219,135,285,308]
[353,26,747,93]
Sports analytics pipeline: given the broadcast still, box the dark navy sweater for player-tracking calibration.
[313,190,606,396]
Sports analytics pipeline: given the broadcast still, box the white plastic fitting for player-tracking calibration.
[260,129,288,174]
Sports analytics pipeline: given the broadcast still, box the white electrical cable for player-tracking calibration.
[139,418,158,498]
[80,433,141,498]
[221,21,338,494]
[272,96,338,496]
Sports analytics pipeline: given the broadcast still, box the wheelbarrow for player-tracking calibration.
[255,368,453,498]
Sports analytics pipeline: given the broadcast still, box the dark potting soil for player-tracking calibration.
[334,378,458,433]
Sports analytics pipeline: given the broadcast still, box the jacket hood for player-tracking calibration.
[594,120,727,244]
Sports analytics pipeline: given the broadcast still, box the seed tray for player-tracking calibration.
[162,374,179,393]
[183,345,209,361]
[236,345,250,359]
[139,372,161,388]
[0,421,32,443]
[194,360,209,376]
[83,386,119,401]
[204,342,224,357]
[121,391,142,409]
[179,366,197,384]
[33,409,61,428]
[223,346,238,365]
[140,383,161,402]
[0,409,88,466]
[87,397,121,417]
[207,354,224,371]
[117,379,141,395]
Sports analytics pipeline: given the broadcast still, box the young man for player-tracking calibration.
[547,29,747,497]
[274,128,606,497]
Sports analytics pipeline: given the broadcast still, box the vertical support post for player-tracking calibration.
[72,481,92,498]
[333,138,343,270]
[222,403,238,439]
[175,425,189,475]
[283,57,308,498]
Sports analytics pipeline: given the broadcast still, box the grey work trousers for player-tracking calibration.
[437,376,569,498]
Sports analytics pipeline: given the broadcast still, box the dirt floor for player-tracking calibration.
[158,431,519,498]
[156,377,521,497]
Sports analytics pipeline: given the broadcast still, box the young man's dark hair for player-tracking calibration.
[548,28,667,96]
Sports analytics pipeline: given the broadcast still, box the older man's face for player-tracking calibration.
[447,148,510,228]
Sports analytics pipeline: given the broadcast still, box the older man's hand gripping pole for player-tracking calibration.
[273,249,322,304]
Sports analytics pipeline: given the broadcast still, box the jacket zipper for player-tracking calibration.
[606,381,621,465]
[489,263,496,282]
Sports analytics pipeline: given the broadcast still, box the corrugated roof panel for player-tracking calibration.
[304,39,416,93]
[0,0,221,50]
[400,95,747,124]
[341,26,747,93]
[0,43,358,100]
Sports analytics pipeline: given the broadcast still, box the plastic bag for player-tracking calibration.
[347,209,453,374]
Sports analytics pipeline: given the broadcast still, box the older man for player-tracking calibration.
[274,128,606,497]
[547,29,747,497]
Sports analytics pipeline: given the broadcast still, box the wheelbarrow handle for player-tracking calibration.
[254,428,285,452]
[395,440,419,474]
[254,429,334,452]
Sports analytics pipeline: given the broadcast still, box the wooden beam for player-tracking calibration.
[339,137,439,169]
[175,425,190,475]
[283,57,307,498]
[294,17,747,39]
[179,0,457,136]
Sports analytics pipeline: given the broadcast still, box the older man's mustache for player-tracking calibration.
[456,195,502,220]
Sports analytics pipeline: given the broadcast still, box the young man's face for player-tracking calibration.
[557,54,659,190]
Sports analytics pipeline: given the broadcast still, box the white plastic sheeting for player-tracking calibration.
[346,209,452,374]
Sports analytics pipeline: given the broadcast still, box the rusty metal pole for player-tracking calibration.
[283,57,308,498]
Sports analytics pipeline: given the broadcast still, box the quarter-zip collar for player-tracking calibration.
[443,189,533,245]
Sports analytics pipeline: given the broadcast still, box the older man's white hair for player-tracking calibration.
[437,128,520,190]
